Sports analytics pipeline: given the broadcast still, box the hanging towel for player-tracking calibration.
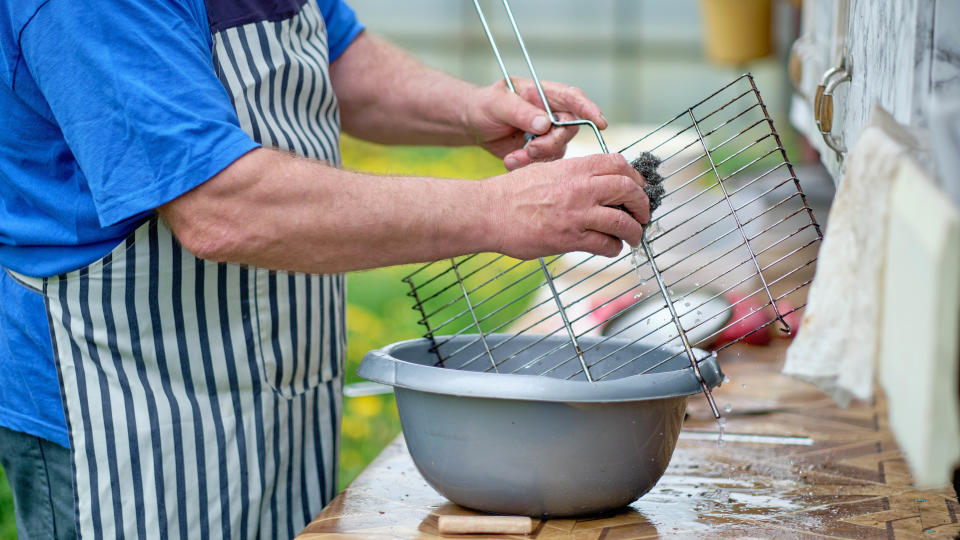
[783,109,921,406]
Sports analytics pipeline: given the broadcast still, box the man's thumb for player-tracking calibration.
[500,92,551,135]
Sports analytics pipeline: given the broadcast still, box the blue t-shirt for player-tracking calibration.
[0,0,362,445]
[0,271,67,446]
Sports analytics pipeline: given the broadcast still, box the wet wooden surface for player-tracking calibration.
[298,339,960,539]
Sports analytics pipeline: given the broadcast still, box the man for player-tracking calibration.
[0,0,650,538]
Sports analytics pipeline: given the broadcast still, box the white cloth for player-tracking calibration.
[783,112,917,406]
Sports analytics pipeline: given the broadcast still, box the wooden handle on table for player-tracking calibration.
[438,515,534,535]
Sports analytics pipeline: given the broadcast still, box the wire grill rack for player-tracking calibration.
[400,1,822,418]
[403,73,822,386]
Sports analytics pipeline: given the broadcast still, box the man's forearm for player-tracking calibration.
[159,148,497,273]
[330,33,481,146]
[330,32,607,170]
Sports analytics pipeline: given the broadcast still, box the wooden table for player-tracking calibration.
[298,340,960,539]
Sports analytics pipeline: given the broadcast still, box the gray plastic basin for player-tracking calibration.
[358,333,723,517]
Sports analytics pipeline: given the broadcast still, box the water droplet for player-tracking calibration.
[634,293,643,299]
[741,383,747,388]
[694,281,700,287]
[723,403,732,414]
[683,301,691,307]
[668,288,675,295]
[696,310,702,315]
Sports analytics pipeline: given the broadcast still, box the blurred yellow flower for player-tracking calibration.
[342,414,371,439]
[351,395,383,418]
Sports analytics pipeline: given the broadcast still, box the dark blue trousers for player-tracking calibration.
[0,425,75,539]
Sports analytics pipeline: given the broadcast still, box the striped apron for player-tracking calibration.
[13,2,346,538]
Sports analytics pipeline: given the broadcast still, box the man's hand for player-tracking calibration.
[331,34,606,168]
[483,153,648,259]
[467,78,608,171]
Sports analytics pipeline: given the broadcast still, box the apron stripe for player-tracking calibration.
[295,9,339,162]
[328,276,340,380]
[213,36,264,146]
[287,276,300,395]
[54,275,107,536]
[313,382,328,505]
[92,254,136,540]
[254,21,310,158]
[303,276,314,401]
[148,224,190,540]
[216,264,252,539]
[238,266,268,539]
[328,378,341,498]
[132,220,172,540]
[267,273,284,391]
[193,258,233,540]
[121,235,164,540]
[226,26,282,148]
[284,396,299,538]
[170,238,211,540]
[298,386,312,522]
[41,290,84,537]
[276,397,291,538]
[250,21,294,153]
[287,10,334,160]
[244,22,299,152]
[267,394,282,538]
[272,17,323,159]
[287,12,330,160]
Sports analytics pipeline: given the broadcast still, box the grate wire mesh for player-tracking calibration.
[402,73,822,389]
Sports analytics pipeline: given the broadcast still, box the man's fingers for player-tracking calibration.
[524,112,578,162]
[583,206,644,248]
[590,174,651,225]
[575,230,624,258]
[503,149,531,171]
[571,153,645,182]
[519,81,607,130]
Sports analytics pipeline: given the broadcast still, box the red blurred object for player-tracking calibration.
[714,292,771,346]
[591,289,795,348]
[590,293,637,326]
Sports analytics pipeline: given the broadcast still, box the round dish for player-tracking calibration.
[358,333,723,517]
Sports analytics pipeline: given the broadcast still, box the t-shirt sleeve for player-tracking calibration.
[318,0,364,61]
[19,0,260,227]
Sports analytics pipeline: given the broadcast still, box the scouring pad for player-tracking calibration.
[630,152,664,213]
